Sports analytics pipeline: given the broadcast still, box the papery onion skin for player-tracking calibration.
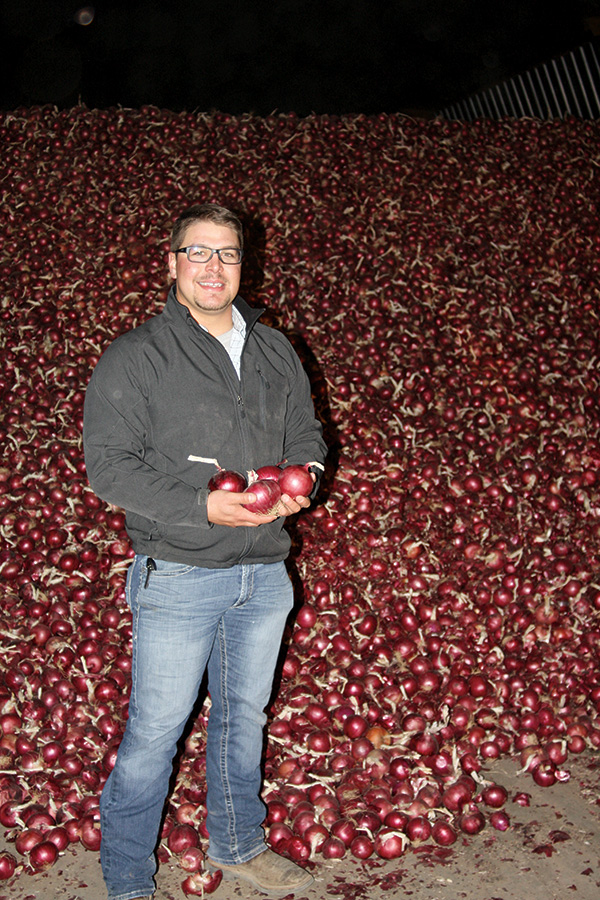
[255,465,283,482]
[374,829,406,859]
[181,869,223,896]
[0,851,17,880]
[242,480,282,515]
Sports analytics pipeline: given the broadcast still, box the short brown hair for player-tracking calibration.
[170,203,244,252]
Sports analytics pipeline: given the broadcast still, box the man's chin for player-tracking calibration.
[194,300,232,314]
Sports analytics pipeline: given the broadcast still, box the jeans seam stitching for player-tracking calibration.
[217,618,237,858]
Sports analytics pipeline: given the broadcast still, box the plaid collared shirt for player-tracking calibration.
[227,305,246,378]
[208,305,246,377]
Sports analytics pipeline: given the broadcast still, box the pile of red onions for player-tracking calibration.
[0,106,599,886]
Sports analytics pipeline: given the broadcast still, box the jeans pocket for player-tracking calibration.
[150,559,196,579]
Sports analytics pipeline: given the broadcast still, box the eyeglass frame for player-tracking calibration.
[174,245,244,265]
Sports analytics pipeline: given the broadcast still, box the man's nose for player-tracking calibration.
[206,251,224,271]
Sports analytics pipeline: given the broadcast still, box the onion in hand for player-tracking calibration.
[278,464,314,499]
[208,470,247,492]
[242,480,282,515]
[254,465,283,481]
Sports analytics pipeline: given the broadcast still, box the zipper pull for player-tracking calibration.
[237,396,246,418]
[144,557,156,588]
[256,366,271,389]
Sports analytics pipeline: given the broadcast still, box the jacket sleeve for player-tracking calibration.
[83,340,212,529]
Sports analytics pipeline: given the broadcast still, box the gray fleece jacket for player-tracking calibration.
[83,288,327,567]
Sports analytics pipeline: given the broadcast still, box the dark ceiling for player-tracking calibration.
[0,0,597,115]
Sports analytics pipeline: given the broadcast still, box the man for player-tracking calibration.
[83,202,327,900]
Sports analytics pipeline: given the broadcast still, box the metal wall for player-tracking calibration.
[441,40,600,120]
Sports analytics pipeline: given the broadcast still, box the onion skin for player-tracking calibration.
[489,810,511,831]
[432,820,457,846]
[255,465,282,481]
[242,480,282,515]
[278,465,313,499]
[458,808,486,836]
[374,829,406,859]
[181,869,223,896]
[322,836,346,859]
[167,824,199,854]
[28,840,59,871]
[481,784,509,809]
[0,851,17,880]
[208,470,247,492]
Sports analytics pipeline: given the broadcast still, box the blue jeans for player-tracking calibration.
[99,556,294,900]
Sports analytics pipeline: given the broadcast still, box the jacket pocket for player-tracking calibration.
[255,364,271,424]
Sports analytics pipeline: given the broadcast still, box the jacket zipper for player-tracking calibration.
[256,365,271,389]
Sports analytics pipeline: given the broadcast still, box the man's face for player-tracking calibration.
[168,220,242,332]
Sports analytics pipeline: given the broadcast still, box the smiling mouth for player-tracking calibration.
[198,280,225,288]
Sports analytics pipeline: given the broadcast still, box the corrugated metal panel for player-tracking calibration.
[440,40,600,120]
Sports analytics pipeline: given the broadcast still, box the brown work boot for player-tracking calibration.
[207,848,314,896]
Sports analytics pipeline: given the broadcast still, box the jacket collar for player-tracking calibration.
[165,284,264,332]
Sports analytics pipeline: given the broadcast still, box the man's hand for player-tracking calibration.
[207,490,278,527]
[276,471,316,518]
[207,475,315,527]
[276,493,312,516]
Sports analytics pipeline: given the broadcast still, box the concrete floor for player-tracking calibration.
[1,752,599,900]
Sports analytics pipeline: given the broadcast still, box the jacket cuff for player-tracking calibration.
[196,489,213,528]
[307,465,323,501]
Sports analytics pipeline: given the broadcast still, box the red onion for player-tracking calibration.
[405,816,431,843]
[531,761,557,787]
[268,823,294,847]
[304,823,328,853]
[28,840,59,871]
[374,829,407,859]
[458,807,486,835]
[278,464,313,498]
[168,823,199,854]
[179,847,204,873]
[181,869,223,896]
[15,829,43,856]
[330,818,357,847]
[208,470,247,492]
[0,851,17,880]
[283,836,311,862]
[79,815,102,851]
[489,810,511,831]
[480,783,508,809]
[242,480,282,515]
[321,836,346,859]
[46,826,69,853]
[350,834,374,858]
[254,465,282,481]
[432,820,457,846]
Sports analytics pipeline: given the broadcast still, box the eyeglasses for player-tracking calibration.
[175,245,243,265]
